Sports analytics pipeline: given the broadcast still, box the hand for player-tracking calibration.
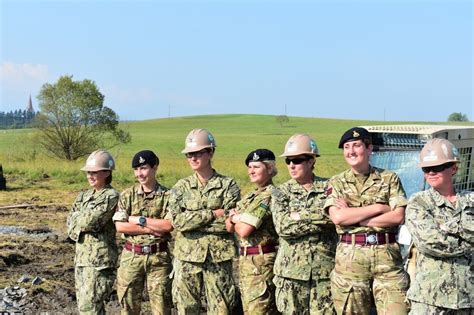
[213,209,225,218]
[225,217,235,232]
[335,198,349,209]
[150,231,164,237]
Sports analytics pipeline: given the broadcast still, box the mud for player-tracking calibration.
[0,204,125,314]
[0,202,242,314]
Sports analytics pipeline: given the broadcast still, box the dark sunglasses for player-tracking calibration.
[285,157,312,165]
[422,163,453,174]
[185,150,209,159]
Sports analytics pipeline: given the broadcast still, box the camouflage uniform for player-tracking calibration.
[67,185,119,315]
[235,184,279,315]
[406,188,473,313]
[271,176,337,315]
[168,171,240,315]
[324,166,409,315]
[113,183,172,315]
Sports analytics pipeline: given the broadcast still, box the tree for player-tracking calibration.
[276,115,289,127]
[35,75,131,160]
[447,112,469,122]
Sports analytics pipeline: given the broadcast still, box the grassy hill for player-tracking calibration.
[1,114,469,204]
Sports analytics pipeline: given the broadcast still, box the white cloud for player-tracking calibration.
[0,61,49,91]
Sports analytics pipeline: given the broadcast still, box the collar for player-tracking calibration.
[137,182,163,195]
[190,170,220,189]
[344,165,381,183]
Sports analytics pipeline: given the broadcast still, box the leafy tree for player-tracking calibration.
[276,115,289,127]
[35,75,131,160]
[447,112,469,122]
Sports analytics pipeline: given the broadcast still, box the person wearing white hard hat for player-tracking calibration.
[167,129,241,314]
[67,150,119,314]
[271,134,337,314]
[406,138,473,314]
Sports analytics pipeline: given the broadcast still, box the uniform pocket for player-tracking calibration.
[385,243,404,266]
[461,209,474,243]
[330,271,354,313]
[241,273,268,303]
[273,275,285,312]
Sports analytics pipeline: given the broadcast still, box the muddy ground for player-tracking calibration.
[0,203,126,314]
[0,201,242,314]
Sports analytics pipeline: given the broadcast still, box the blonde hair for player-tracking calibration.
[263,160,278,177]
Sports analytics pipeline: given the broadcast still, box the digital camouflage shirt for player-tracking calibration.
[67,185,119,268]
[167,171,240,263]
[324,166,408,234]
[406,188,474,309]
[112,182,170,244]
[235,184,278,248]
[271,176,337,281]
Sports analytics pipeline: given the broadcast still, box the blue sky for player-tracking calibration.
[1,0,472,122]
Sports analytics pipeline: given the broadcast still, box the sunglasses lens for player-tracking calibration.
[285,158,308,165]
[422,163,452,173]
[185,150,208,158]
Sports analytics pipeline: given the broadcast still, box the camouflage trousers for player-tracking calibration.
[75,266,115,315]
[172,257,235,315]
[238,252,279,315]
[409,301,474,315]
[116,249,172,315]
[331,243,409,315]
[273,275,335,315]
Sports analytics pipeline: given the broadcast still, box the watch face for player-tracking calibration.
[139,216,146,225]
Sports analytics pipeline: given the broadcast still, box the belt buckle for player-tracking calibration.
[365,233,378,245]
[142,245,151,254]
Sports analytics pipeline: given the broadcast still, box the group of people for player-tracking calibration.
[67,127,473,315]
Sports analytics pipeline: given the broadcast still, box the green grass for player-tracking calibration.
[1,114,472,204]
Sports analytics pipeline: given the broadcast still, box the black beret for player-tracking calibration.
[245,149,276,166]
[338,127,372,148]
[132,150,159,168]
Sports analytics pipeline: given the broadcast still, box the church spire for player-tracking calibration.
[26,95,34,113]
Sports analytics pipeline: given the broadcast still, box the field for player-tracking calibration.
[0,114,406,195]
[0,114,468,313]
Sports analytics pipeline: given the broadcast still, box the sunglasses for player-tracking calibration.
[422,163,453,174]
[285,157,312,165]
[185,150,209,159]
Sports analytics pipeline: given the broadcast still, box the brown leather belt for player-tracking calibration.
[239,245,277,256]
[124,241,168,255]
[340,233,396,246]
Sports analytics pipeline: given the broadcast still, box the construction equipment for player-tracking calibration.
[365,125,474,195]
[363,124,474,260]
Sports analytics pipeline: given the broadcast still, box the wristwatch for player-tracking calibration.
[138,216,147,228]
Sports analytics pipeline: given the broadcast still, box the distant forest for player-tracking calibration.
[0,109,37,129]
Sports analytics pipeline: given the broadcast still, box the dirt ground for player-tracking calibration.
[0,201,243,314]
[0,203,127,314]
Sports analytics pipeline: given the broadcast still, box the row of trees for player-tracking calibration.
[0,109,37,129]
